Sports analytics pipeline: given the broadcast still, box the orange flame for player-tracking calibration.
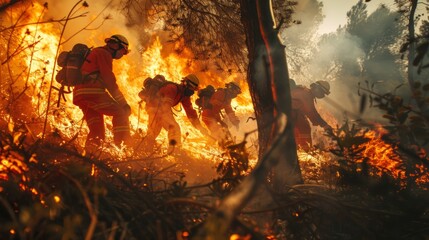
[1,2,258,181]
[360,129,403,178]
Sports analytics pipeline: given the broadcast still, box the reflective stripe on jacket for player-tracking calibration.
[73,46,127,106]
[154,83,199,122]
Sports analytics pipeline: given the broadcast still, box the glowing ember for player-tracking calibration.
[53,195,61,203]
[0,157,29,180]
[230,233,251,240]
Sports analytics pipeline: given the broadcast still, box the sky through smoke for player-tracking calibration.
[318,0,396,34]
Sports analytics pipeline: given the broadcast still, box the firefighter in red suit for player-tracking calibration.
[201,81,241,143]
[291,80,332,151]
[73,34,131,150]
[144,74,208,151]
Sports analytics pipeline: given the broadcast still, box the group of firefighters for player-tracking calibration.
[72,34,332,154]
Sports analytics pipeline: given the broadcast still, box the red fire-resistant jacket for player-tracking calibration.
[291,86,329,128]
[152,83,200,125]
[202,88,239,126]
[73,46,128,106]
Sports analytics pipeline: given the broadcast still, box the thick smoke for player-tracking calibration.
[283,1,404,124]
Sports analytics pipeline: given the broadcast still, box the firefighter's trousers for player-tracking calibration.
[145,104,181,150]
[202,110,229,142]
[294,117,312,151]
[75,93,130,148]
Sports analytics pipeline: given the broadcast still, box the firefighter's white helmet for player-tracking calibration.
[184,74,200,90]
[105,34,129,52]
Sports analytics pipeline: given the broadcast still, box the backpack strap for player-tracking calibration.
[220,88,229,104]
[81,47,107,84]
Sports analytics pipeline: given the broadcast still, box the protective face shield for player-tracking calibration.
[105,34,130,59]
[313,89,326,99]
[181,74,199,96]
[112,48,127,59]
[226,81,241,97]
[184,74,200,91]
[183,88,195,97]
[316,80,330,94]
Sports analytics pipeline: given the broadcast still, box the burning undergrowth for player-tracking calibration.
[2,115,429,239]
[0,124,257,239]
[1,1,429,239]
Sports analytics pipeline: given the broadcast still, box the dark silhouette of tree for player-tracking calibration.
[191,0,303,237]
[414,20,429,81]
[396,0,429,117]
[347,3,404,91]
[121,0,247,72]
[239,0,302,186]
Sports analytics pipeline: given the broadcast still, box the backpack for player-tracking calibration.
[138,75,174,102]
[55,43,92,87]
[195,85,215,109]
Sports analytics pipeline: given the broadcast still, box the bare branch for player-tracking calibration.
[0,14,89,33]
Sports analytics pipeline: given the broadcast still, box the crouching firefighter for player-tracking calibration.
[73,34,132,151]
[141,74,209,152]
[201,81,241,145]
[291,80,333,151]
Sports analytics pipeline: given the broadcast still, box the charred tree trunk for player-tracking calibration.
[193,1,303,238]
[240,1,275,158]
[240,0,302,187]
[193,2,303,238]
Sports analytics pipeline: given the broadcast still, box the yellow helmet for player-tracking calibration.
[312,80,330,95]
[105,34,129,52]
[226,81,241,94]
[310,80,330,99]
[184,74,200,90]
[153,74,166,82]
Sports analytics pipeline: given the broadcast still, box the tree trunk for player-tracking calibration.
[192,1,303,238]
[407,1,429,121]
[240,0,276,157]
[407,0,418,89]
[240,0,302,187]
